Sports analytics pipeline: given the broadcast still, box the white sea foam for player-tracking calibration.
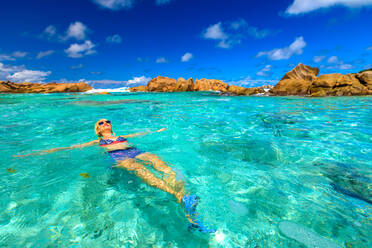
[84,87,130,93]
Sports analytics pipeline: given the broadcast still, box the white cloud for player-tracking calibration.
[286,0,372,15]
[326,56,353,70]
[327,56,339,63]
[71,64,84,69]
[203,20,272,49]
[0,55,15,61]
[66,22,89,40]
[313,55,325,63]
[106,34,122,43]
[127,76,151,84]
[36,50,54,59]
[0,51,27,61]
[12,51,27,58]
[367,46,372,50]
[156,0,171,5]
[229,76,278,87]
[156,57,168,63]
[230,19,247,30]
[256,65,272,77]
[0,63,25,80]
[203,22,227,40]
[42,25,57,38]
[181,52,193,62]
[7,69,51,83]
[338,63,353,70]
[247,27,271,39]
[257,36,306,60]
[65,40,96,58]
[93,0,134,10]
[327,63,354,70]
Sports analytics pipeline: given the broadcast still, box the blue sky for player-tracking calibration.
[0,0,372,88]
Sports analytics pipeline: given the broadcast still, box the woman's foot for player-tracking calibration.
[181,195,216,233]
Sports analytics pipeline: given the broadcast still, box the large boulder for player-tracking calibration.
[227,85,265,95]
[0,81,92,93]
[194,78,228,92]
[270,63,319,96]
[309,73,369,96]
[176,77,194,91]
[356,70,372,91]
[145,76,193,92]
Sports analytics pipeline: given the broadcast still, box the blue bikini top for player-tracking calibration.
[99,136,128,146]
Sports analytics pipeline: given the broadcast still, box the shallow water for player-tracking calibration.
[0,92,371,247]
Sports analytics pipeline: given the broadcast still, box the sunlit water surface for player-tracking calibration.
[0,92,371,247]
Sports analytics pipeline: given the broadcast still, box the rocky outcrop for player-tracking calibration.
[176,77,194,91]
[129,85,148,92]
[270,63,319,96]
[227,85,265,95]
[356,70,372,90]
[194,78,228,92]
[139,76,194,92]
[309,73,369,96]
[270,64,372,97]
[0,81,92,93]
[129,76,242,94]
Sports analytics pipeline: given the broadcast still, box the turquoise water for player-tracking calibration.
[0,92,371,247]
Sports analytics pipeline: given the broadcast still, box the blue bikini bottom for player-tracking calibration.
[108,148,145,162]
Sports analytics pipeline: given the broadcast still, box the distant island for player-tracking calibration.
[1,64,371,96]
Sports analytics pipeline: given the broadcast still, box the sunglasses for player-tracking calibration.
[98,120,111,125]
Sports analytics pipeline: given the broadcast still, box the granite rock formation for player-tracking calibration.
[193,78,228,92]
[0,81,92,93]
[309,73,368,96]
[270,63,319,96]
[270,64,372,97]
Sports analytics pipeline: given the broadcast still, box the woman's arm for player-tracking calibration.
[121,128,167,138]
[14,140,99,157]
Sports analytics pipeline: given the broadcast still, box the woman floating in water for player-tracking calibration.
[16,119,215,233]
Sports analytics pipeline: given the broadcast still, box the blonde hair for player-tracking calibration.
[95,119,114,139]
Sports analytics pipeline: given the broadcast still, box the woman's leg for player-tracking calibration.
[135,153,185,193]
[116,158,184,203]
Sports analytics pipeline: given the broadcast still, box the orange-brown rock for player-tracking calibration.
[309,73,369,96]
[176,77,194,91]
[271,63,319,96]
[0,81,92,93]
[145,76,193,92]
[95,92,110,95]
[356,70,372,90]
[129,85,148,92]
[227,85,265,95]
[194,78,228,92]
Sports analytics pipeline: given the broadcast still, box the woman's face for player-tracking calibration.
[97,119,112,134]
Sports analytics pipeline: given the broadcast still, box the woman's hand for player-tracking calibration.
[155,128,167,132]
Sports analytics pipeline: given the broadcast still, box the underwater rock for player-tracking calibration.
[7,168,16,173]
[313,160,371,205]
[0,81,92,93]
[72,99,156,106]
[228,199,248,216]
[80,173,90,178]
[279,221,341,248]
